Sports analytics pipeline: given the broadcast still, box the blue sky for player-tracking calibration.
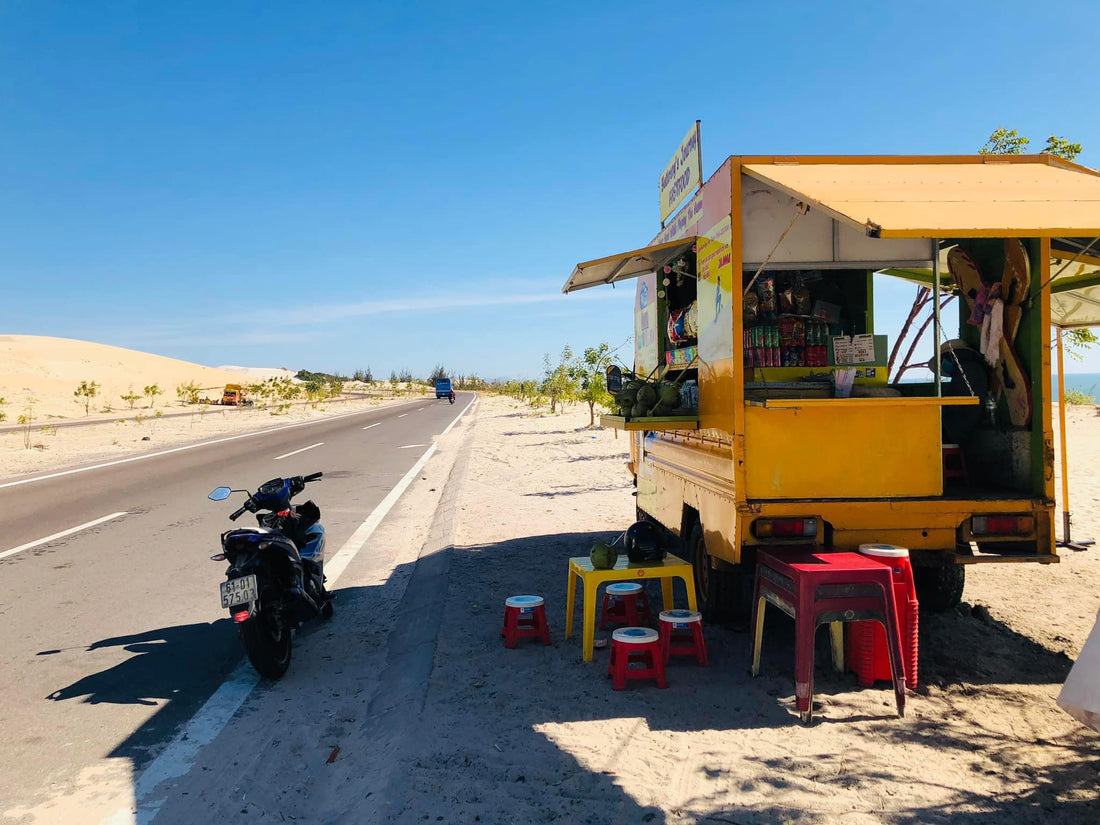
[3,0,1099,379]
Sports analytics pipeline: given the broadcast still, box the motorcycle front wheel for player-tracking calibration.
[239,584,292,679]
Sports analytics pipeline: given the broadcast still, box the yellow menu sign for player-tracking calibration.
[659,121,702,224]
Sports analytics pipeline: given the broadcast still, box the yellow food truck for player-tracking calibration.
[563,152,1100,616]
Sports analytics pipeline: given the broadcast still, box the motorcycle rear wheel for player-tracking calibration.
[239,586,292,679]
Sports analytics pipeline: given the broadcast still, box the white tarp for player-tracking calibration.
[1057,608,1100,732]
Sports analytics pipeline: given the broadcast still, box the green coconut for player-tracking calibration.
[589,541,618,569]
[637,383,658,407]
[631,401,648,418]
[649,402,674,417]
[616,387,638,406]
[657,382,681,407]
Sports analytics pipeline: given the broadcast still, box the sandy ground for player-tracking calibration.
[383,395,1099,824]
[2,333,1098,822]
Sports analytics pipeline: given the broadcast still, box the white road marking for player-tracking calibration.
[0,512,127,561]
[273,442,324,460]
[417,407,425,411]
[121,396,479,824]
[362,423,380,431]
[0,403,419,490]
[398,444,426,449]
[397,413,408,418]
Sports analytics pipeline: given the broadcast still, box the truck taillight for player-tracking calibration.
[753,518,818,539]
[971,515,1035,536]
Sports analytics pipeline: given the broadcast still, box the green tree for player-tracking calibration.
[979,128,1030,155]
[143,384,163,408]
[1042,134,1083,162]
[428,364,448,384]
[541,346,578,413]
[572,343,616,427]
[73,380,100,416]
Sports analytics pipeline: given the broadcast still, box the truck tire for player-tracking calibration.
[687,519,735,623]
[913,563,965,612]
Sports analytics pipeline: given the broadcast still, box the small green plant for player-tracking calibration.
[176,381,201,405]
[100,402,114,413]
[17,395,35,449]
[152,410,163,432]
[121,386,141,410]
[0,395,6,422]
[143,384,163,408]
[74,380,100,416]
[134,413,145,425]
[1064,388,1095,405]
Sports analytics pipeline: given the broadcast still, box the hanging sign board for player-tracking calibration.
[659,120,702,224]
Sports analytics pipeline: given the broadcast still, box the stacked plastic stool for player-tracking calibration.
[607,627,668,690]
[599,582,653,630]
[845,544,920,690]
[501,595,551,649]
[750,547,907,723]
[658,609,709,666]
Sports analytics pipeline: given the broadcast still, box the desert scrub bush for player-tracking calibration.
[121,387,141,410]
[1064,388,1095,405]
[176,381,201,405]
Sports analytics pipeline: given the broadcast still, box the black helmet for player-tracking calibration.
[625,520,665,563]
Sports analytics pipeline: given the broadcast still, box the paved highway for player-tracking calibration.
[0,395,470,820]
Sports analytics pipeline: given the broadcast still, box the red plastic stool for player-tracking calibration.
[845,544,920,690]
[501,595,551,648]
[599,582,653,631]
[606,627,667,690]
[750,547,907,723]
[658,609,709,666]
[942,444,969,485]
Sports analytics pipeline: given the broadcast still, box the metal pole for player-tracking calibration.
[932,240,941,395]
[1056,328,1071,542]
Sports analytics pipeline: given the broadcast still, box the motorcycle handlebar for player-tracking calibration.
[229,505,248,521]
[303,472,323,482]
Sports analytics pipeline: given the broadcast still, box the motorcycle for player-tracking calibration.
[208,472,332,678]
[449,391,455,404]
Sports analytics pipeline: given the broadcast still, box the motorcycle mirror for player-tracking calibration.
[208,487,232,501]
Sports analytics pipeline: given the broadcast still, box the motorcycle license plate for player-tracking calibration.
[220,574,258,608]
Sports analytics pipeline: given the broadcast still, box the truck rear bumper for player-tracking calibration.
[740,496,1056,562]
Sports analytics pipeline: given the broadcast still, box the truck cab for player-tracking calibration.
[435,378,453,398]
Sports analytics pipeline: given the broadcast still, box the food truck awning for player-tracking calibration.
[742,157,1100,239]
[562,238,697,294]
[1051,256,1100,329]
[883,237,1100,329]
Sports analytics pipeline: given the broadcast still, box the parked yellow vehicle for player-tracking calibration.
[222,384,251,406]
[564,152,1100,616]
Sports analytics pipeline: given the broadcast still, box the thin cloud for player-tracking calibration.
[289,288,621,325]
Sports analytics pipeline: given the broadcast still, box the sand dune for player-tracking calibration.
[0,335,254,420]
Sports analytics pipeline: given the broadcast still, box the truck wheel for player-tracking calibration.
[913,563,965,612]
[687,520,734,623]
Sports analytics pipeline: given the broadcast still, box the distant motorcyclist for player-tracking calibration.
[448,390,456,404]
